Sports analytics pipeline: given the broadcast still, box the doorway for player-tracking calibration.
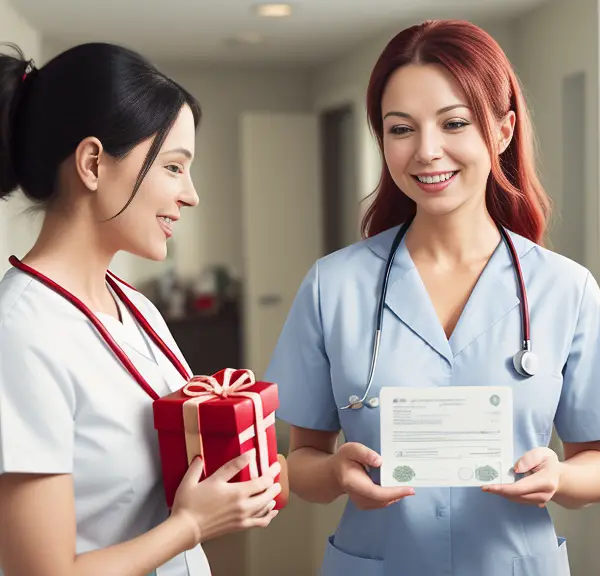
[321,105,359,254]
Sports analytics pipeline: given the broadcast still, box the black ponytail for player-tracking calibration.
[0,42,201,210]
[0,43,32,197]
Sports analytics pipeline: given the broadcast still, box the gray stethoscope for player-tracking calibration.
[341,218,539,410]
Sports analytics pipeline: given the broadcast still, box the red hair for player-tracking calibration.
[361,20,551,245]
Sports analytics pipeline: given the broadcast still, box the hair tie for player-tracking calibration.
[22,59,36,82]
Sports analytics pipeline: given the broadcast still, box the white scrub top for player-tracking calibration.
[265,225,600,576]
[0,268,211,576]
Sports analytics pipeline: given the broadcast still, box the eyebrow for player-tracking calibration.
[383,104,470,120]
[160,147,193,160]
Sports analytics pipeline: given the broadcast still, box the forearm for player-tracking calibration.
[288,447,342,504]
[73,514,195,576]
[553,450,600,510]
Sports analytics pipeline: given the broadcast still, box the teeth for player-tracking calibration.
[417,171,456,184]
[160,216,173,224]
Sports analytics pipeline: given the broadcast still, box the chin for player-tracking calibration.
[413,196,467,217]
[131,243,168,262]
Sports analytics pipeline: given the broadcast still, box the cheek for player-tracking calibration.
[384,139,412,177]
[139,169,175,204]
[97,169,139,219]
[450,134,491,172]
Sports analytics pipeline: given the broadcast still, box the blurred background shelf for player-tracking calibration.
[166,301,242,376]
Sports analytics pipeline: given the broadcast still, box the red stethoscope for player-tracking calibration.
[9,255,190,401]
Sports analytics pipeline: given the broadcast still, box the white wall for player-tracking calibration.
[513,0,599,275]
[513,2,599,574]
[0,0,42,276]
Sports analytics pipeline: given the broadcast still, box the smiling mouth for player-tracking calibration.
[413,171,458,184]
[157,216,174,238]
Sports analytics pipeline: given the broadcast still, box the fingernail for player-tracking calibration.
[268,500,277,511]
[371,454,382,466]
[273,483,282,494]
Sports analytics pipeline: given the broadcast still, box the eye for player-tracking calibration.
[165,164,183,174]
[444,119,470,131]
[388,125,413,136]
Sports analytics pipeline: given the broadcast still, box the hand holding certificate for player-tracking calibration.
[380,386,516,488]
[331,442,416,510]
[481,446,562,507]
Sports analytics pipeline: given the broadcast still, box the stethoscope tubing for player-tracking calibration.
[340,219,532,410]
[8,255,192,401]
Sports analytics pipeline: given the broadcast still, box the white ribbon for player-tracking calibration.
[181,368,270,479]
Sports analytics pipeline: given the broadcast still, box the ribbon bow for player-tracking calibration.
[183,368,256,399]
[181,368,269,479]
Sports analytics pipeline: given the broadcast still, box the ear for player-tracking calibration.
[498,111,516,154]
[75,137,104,191]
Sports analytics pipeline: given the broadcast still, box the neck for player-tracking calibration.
[406,202,501,266]
[21,208,116,310]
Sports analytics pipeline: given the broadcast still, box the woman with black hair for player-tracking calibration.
[0,43,281,576]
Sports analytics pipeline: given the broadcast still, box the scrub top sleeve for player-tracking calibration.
[554,271,600,443]
[264,261,340,432]
[0,326,75,474]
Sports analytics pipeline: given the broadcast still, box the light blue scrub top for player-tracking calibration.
[265,225,600,576]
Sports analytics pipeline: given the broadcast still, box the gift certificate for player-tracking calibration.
[380,386,515,487]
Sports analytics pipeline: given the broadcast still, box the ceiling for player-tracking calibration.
[12,0,549,67]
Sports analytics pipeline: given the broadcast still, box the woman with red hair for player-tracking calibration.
[266,19,600,575]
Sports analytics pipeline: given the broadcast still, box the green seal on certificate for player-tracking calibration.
[489,394,501,406]
[475,465,499,482]
[392,465,415,483]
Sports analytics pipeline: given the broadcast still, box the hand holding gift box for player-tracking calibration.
[153,368,289,511]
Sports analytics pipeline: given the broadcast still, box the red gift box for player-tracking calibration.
[153,368,286,510]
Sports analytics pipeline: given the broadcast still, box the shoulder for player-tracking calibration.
[0,270,77,405]
[311,226,397,284]
[517,232,592,297]
[521,236,588,278]
[0,268,77,345]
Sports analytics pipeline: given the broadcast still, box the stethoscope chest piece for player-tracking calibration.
[513,349,539,377]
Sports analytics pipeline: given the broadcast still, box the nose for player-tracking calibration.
[179,179,199,208]
[414,126,443,164]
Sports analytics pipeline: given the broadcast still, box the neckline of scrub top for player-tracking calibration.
[364,224,536,275]
[95,282,158,365]
[363,225,536,362]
